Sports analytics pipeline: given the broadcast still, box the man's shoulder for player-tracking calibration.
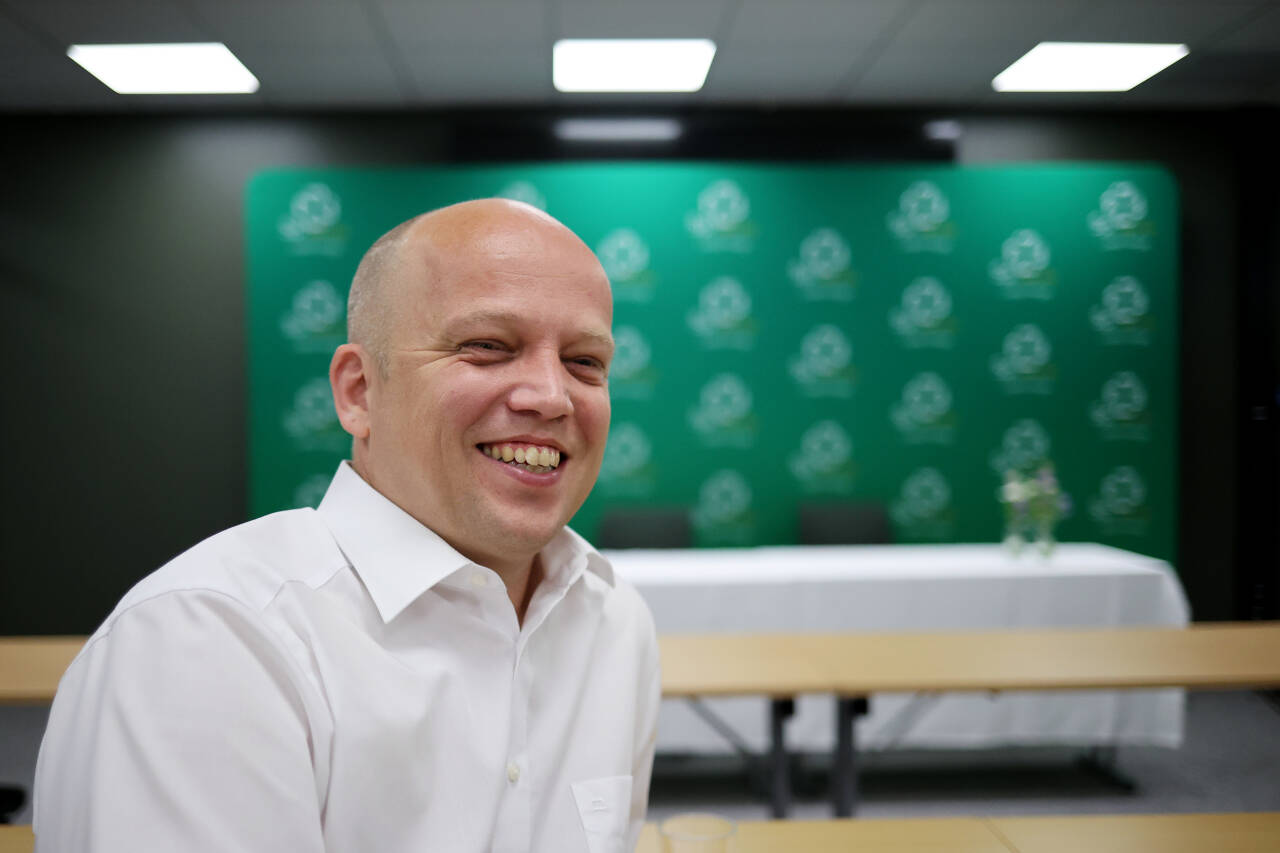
[104,508,347,634]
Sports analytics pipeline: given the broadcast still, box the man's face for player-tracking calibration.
[361,209,613,570]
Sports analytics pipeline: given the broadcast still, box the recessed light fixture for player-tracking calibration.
[67,42,259,94]
[993,42,1188,92]
[553,39,716,93]
[554,118,683,142]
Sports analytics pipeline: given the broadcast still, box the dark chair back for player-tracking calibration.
[597,508,692,549]
[797,501,893,545]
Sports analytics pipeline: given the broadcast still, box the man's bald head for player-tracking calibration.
[345,199,596,374]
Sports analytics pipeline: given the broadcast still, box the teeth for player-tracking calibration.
[482,443,561,470]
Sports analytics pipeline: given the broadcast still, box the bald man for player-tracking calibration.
[35,200,661,853]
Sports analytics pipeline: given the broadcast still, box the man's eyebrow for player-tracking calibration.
[445,310,615,350]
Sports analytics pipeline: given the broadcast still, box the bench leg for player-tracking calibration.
[769,698,795,818]
[834,696,870,817]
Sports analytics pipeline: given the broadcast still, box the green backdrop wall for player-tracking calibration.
[246,162,1178,561]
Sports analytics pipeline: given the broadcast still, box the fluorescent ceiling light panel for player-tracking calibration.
[554,39,716,93]
[993,42,1188,92]
[554,118,682,142]
[67,43,259,94]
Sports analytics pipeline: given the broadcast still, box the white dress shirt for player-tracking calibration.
[34,462,661,853]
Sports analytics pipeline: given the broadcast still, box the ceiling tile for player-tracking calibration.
[703,42,859,99]
[554,0,729,38]
[850,41,1029,100]
[16,0,209,44]
[1056,2,1262,46]
[894,0,1091,44]
[725,0,909,44]
[1210,5,1280,50]
[190,0,380,48]
[230,44,405,104]
[399,45,553,102]
[378,1,548,45]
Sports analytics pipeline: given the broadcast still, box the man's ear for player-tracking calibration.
[330,343,372,439]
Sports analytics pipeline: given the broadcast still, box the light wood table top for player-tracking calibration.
[4,813,1277,852]
[636,813,1280,853]
[659,622,1280,698]
[6,623,1280,705]
[0,826,31,853]
[0,636,83,704]
[987,812,1280,853]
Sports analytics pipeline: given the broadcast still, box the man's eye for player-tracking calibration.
[462,340,506,353]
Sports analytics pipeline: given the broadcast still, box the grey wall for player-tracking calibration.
[0,108,1271,636]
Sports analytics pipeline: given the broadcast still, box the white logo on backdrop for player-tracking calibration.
[686,277,756,348]
[891,373,954,442]
[693,469,753,526]
[610,326,651,380]
[887,181,951,236]
[280,280,344,342]
[1089,181,1148,236]
[990,324,1054,390]
[787,228,856,299]
[689,373,754,434]
[891,467,953,527]
[989,418,1052,473]
[686,180,751,236]
[496,180,547,210]
[1089,466,1150,534]
[600,422,652,482]
[789,324,854,386]
[1091,276,1153,344]
[788,420,854,484]
[989,229,1053,297]
[292,473,331,509]
[597,228,651,281]
[283,377,339,440]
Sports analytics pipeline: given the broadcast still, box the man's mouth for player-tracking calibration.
[478,442,563,474]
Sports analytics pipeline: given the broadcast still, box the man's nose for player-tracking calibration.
[507,349,574,419]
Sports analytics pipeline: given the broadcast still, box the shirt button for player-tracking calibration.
[470,572,487,588]
[506,762,520,783]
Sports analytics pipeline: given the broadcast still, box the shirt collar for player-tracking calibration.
[316,462,613,623]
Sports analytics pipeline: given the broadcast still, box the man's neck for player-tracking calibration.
[500,554,543,627]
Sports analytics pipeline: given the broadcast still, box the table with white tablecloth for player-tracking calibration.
[604,543,1190,755]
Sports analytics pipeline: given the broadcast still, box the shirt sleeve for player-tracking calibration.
[626,624,661,852]
[34,590,327,853]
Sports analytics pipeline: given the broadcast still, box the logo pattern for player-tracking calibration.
[686,276,757,349]
[891,372,956,444]
[292,473,331,509]
[886,181,955,253]
[280,280,345,352]
[890,468,954,539]
[789,324,856,397]
[277,183,347,255]
[598,422,656,496]
[990,324,1056,394]
[692,469,755,544]
[787,228,857,301]
[1090,371,1151,441]
[989,229,1055,299]
[685,180,756,252]
[688,374,757,447]
[496,180,547,210]
[1088,466,1150,534]
[608,325,656,400]
[989,418,1052,474]
[282,377,347,452]
[889,277,956,348]
[1088,181,1153,250]
[597,228,655,302]
[788,420,856,493]
[1091,275,1153,346]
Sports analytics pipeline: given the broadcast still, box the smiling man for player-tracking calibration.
[35,199,661,853]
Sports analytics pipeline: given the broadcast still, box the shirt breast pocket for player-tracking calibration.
[571,774,633,853]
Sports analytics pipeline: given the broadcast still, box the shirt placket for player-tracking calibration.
[490,627,534,853]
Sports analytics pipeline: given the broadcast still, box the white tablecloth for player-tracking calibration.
[605,543,1190,753]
